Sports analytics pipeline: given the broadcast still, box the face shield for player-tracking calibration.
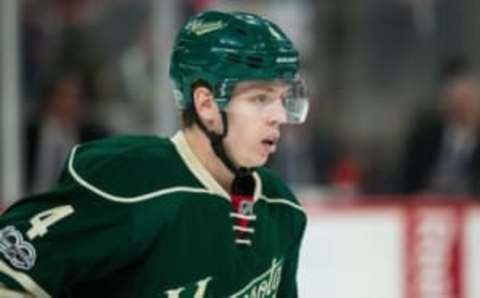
[220,77,309,124]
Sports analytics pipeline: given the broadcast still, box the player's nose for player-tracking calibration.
[267,98,288,126]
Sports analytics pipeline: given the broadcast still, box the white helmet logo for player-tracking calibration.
[191,20,225,36]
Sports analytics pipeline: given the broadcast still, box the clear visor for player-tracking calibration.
[222,78,309,124]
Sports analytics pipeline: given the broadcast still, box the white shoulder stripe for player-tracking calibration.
[258,196,305,214]
[0,260,51,298]
[0,287,31,298]
[68,146,213,203]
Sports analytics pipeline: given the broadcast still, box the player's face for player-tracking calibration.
[223,81,289,168]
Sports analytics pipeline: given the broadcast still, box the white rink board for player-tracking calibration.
[297,203,480,298]
[465,209,480,298]
[298,209,404,298]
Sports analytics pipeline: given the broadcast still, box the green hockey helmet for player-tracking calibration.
[169,10,309,124]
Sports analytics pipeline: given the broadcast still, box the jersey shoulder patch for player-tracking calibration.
[62,136,204,202]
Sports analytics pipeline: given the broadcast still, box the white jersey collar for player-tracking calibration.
[171,131,262,202]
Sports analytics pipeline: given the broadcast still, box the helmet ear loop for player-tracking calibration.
[214,111,254,177]
[192,101,252,177]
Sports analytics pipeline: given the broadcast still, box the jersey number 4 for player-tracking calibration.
[26,205,74,240]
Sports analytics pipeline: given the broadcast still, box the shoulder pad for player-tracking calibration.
[64,136,203,202]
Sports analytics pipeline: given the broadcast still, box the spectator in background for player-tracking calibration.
[400,71,480,196]
[24,73,109,194]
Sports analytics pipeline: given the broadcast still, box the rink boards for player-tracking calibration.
[298,198,480,298]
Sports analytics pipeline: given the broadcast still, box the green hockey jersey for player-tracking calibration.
[0,131,306,298]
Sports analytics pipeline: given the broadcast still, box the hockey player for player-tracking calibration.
[0,10,309,297]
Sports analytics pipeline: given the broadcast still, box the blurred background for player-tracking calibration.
[1,0,480,297]
[2,0,480,198]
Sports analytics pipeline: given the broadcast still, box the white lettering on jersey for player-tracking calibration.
[164,276,212,298]
[163,258,283,298]
[165,287,184,298]
[194,277,212,298]
[231,258,284,298]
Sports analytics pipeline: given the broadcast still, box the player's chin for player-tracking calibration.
[236,147,274,168]
[245,154,270,168]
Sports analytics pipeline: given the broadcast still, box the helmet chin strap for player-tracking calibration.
[193,109,253,178]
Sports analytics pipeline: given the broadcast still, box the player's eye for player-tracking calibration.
[250,94,275,105]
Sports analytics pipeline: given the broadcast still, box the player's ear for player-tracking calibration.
[193,86,221,128]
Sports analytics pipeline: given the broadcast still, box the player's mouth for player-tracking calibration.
[261,137,278,154]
